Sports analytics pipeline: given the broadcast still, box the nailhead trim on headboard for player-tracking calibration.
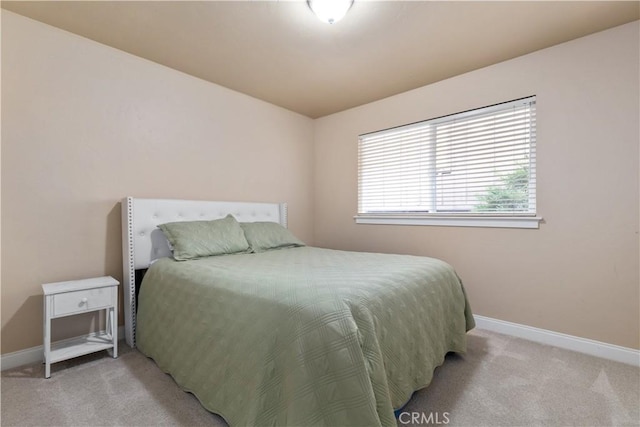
[122,197,137,347]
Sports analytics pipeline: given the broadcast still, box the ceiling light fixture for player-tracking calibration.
[308,0,354,25]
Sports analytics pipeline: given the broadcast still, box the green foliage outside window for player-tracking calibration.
[476,167,530,212]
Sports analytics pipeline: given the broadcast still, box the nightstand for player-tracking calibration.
[42,276,119,378]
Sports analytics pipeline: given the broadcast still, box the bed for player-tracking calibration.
[121,197,474,426]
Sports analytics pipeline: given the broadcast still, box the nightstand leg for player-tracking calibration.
[111,307,118,358]
[44,297,51,379]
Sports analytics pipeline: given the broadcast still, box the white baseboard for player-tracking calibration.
[474,315,640,367]
[1,326,125,371]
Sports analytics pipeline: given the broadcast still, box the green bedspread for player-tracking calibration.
[136,246,474,427]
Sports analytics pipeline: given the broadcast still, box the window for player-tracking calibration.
[357,96,541,228]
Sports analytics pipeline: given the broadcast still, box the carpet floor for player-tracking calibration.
[1,329,638,426]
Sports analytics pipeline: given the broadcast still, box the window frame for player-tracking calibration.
[355,97,542,229]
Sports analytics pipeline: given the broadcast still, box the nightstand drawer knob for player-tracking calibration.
[81,298,88,304]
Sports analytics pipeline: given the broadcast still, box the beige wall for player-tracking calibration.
[1,11,315,354]
[314,21,640,349]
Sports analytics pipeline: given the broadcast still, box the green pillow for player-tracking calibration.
[158,214,249,261]
[240,222,305,253]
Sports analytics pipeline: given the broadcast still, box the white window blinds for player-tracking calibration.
[358,96,536,216]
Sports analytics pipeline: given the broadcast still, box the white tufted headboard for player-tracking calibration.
[121,197,287,348]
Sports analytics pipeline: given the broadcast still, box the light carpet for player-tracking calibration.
[1,329,638,426]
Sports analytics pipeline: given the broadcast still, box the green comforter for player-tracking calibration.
[137,247,474,426]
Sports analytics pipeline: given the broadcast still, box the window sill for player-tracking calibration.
[354,214,542,229]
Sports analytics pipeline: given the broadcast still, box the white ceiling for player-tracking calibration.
[3,1,638,118]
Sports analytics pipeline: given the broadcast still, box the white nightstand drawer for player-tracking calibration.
[52,287,114,317]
